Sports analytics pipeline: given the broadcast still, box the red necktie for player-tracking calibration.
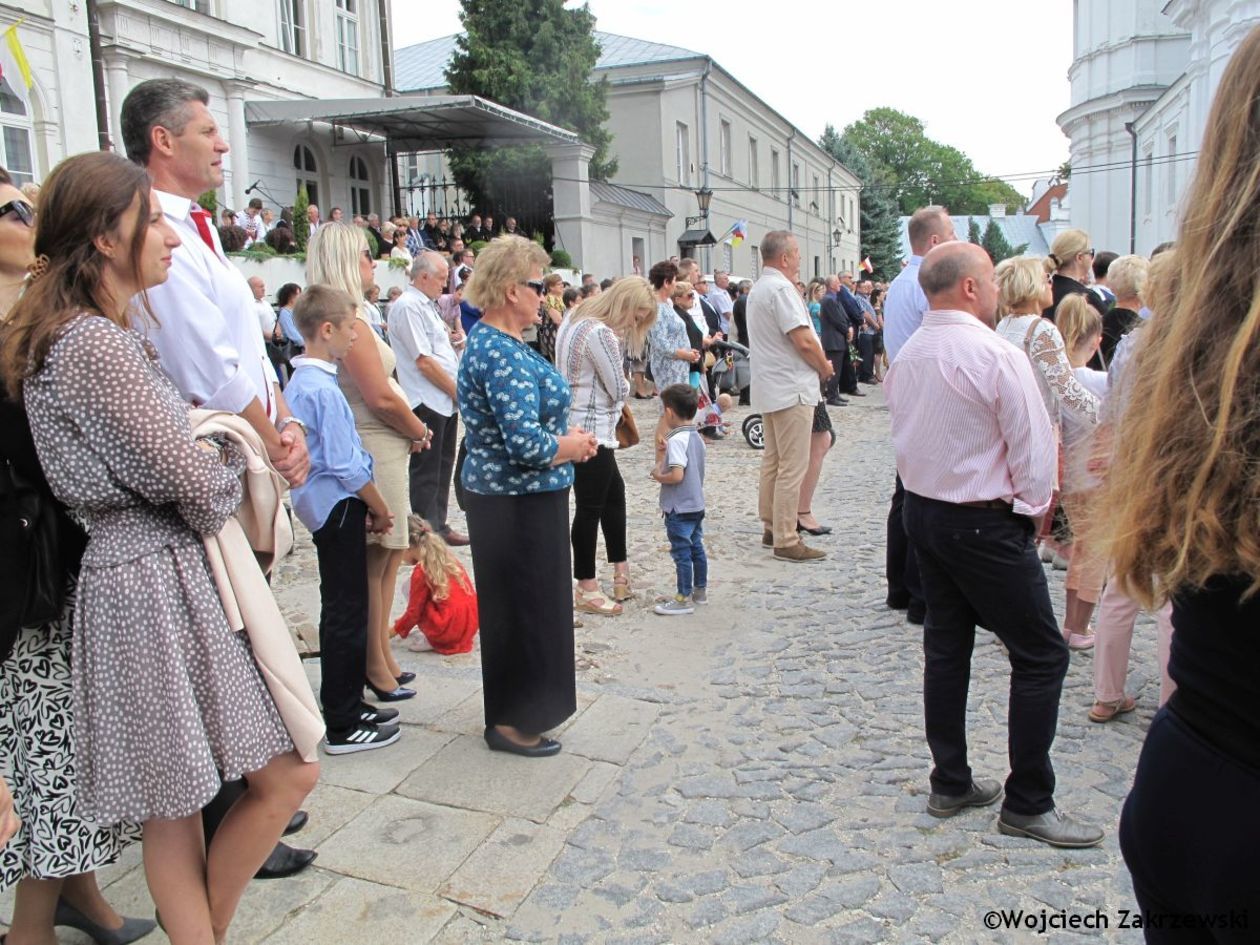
[190,208,217,253]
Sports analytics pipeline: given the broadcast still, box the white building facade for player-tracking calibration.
[2,0,392,217]
[1059,0,1260,255]
[394,33,862,281]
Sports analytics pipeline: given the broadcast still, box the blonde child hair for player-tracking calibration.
[1056,295,1102,366]
[404,515,471,602]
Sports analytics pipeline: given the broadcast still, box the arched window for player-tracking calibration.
[0,77,35,187]
[349,155,370,216]
[293,144,319,208]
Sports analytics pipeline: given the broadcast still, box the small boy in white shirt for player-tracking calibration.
[651,384,708,615]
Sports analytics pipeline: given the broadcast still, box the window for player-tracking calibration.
[719,120,731,177]
[279,0,305,56]
[791,162,800,207]
[1166,133,1178,204]
[349,155,371,216]
[675,122,690,185]
[336,0,360,75]
[0,78,34,188]
[748,135,759,189]
[812,174,820,214]
[770,149,781,198]
[294,144,319,208]
[168,0,211,11]
[750,244,760,277]
[1143,147,1153,215]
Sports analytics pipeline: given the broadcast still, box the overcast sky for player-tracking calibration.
[390,0,1074,201]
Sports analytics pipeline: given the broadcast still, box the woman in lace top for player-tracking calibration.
[1,152,317,945]
[995,256,1100,430]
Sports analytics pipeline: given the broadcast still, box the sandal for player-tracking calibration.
[575,586,623,616]
[612,576,636,602]
[1089,695,1137,723]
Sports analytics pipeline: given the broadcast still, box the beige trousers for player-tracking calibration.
[758,403,814,549]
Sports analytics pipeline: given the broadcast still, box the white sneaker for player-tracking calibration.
[405,635,431,653]
[654,595,695,616]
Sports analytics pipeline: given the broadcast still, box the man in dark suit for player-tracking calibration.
[837,274,866,397]
[819,275,852,406]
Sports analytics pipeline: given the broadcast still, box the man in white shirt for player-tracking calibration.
[747,231,834,562]
[306,203,321,234]
[120,76,314,880]
[248,276,276,344]
[883,205,954,624]
[707,270,736,337]
[388,251,468,546]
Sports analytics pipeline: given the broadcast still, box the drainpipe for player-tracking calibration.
[698,58,712,271]
[86,0,111,150]
[827,164,834,271]
[376,0,394,95]
[786,129,796,231]
[1124,121,1137,254]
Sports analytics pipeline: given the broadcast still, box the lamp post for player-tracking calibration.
[685,185,713,229]
[832,226,842,272]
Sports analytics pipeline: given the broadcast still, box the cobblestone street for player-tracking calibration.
[35,389,1163,944]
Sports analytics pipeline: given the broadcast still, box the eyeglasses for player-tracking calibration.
[521,279,546,295]
[0,200,35,227]
[361,249,374,260]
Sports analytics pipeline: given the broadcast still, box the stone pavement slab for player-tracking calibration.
[396,734,592,824]
[259,876,457,944]
[438,818,568,917]
[315,726,454,795]
[560,693,660,765]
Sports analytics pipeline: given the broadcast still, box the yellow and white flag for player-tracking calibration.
[0,23,34,112]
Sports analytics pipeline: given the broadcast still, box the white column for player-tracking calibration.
[224,83,250,211]
[104,55,129,154]
[546,142,596,271]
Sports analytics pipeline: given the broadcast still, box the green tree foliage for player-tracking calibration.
[967,218,983,245]
[818,124,902,279]
[197,189,219,214]
[293,182,311,252]
[841,107,1025,216]
[445,0,616,218]
[981,219,1026,264]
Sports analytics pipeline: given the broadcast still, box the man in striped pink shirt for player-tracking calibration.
[885,242,1103,849]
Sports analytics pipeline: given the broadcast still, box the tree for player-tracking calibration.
[967,218,983,245]
[980,219,1026,264]
[840,107,1025,216]
[293,182,310,252]
[445,0,616,237]
[818,124,902,279]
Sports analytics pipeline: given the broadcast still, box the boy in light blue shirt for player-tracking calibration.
[651,384,708,615]
[286,285,400,755]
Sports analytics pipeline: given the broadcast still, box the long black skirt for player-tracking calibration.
[465,488,576,734]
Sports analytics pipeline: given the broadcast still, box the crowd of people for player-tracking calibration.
[0,27,1258,940]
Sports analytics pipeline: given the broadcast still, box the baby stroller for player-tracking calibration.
[710,340,765,449]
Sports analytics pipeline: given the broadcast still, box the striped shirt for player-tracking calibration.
[555,316,629,449]
[885,309,1056,517]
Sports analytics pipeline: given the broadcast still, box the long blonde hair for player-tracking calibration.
[305,222,374,322]
[1095,25,1260,605]
[405,515,469,601]
[571,275,656,358]
[1055,294,1100,361]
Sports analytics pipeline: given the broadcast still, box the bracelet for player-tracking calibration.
[277,416,307,435]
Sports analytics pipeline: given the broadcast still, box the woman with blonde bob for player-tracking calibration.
[458,236,598,757]
[556,276,657,615]
[307,223,431,702]
[1101,26,1260,927]
[1045,228,1107,323]
[1093,254,1147,368]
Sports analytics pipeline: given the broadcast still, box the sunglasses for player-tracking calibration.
[522,279,546,295]
[0,200,35,227]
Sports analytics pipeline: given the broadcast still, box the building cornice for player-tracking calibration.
[1057,85,1170,133]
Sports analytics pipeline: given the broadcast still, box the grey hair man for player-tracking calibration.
[387,251,467,545]
[883,204,955,624]
[747,231,834,562]
[706,269,735,336]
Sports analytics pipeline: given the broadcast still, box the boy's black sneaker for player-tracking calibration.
[324,721,401,755]
[359,704,399,725]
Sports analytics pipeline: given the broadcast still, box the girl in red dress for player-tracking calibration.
[393,516,479,654]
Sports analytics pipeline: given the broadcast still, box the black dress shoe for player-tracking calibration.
[282,810,308,837]
[907,607,926,626]
[365,680,416,701]
[483,726,561,758]
[886,595,910,611]
[255,843,317,880]
[797,521,833,536]
[825,397,848,406]
[846,389,866,397]
[396,671,416,685]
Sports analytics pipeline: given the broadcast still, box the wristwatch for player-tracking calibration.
[277,416,307,435]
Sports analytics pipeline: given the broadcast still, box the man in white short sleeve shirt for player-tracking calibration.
[747,230,834,562]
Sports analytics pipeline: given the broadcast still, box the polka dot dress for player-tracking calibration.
[23,316,293,825]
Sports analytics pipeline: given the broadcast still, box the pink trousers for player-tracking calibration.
[1092,577,1176,705]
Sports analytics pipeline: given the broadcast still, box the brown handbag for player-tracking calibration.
[615,403,640,449]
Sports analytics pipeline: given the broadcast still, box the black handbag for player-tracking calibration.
[0,459,63,629]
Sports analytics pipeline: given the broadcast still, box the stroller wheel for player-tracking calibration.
[742,414,765,450]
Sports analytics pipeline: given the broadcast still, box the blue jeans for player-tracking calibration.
[664,511,707,597]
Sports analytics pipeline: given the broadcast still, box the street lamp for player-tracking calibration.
[685,186,713,229]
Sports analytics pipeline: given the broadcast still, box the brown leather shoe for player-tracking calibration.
[441,528,470,547]
[762,529,773,547]
[774,542,826,562]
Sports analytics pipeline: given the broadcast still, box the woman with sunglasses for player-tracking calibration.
[0,167,157,945]
[457,235,597,757]
[306,223,430,704]
[1044,229,1108,324]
